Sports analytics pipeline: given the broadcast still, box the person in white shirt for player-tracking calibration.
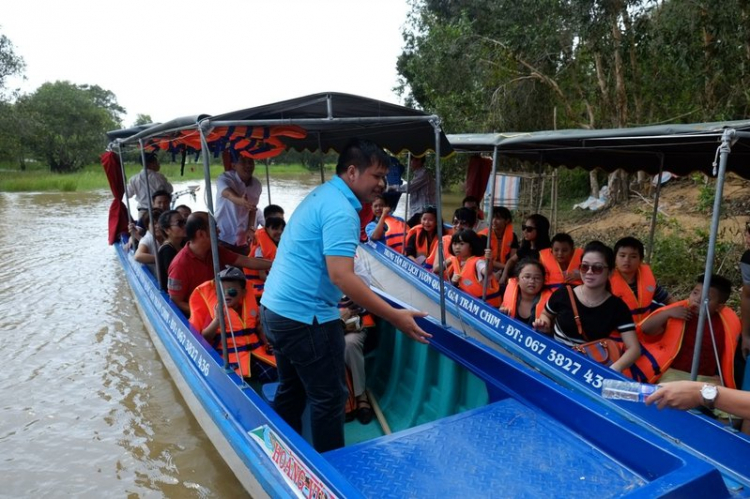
[215,154,263,253]
[126,153,173,213]
[388,155,435,227]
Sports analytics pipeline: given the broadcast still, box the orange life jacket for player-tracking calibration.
[479,224,515,265]
[501,278,552,323]
[626,300,740,386]
[426,234,452,271]
[539,247,583,290]
[407,224,438,264]
[377,215,407,252]
[244,228,277,296]
[610,263,658,323]
[188,280,275,377]
[446,255,502,306]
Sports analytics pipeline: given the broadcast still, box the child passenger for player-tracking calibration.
[500,259,552,326]
[405,206,439,266]
[640,274,740,389]
[246,216,286,297]
[611,236,674,323]
[443,229,501,306]
[539,233,583,290]
[479,206,518,276]
[366,194,407,252]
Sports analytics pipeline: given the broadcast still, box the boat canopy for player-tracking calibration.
[492,120,750,179]
[108,93,452,158]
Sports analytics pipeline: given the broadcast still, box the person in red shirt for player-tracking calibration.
[167,212,271,315]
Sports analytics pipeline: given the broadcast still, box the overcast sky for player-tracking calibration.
[2,0,412,126]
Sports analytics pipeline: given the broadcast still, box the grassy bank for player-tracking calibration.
[0,161,335,192]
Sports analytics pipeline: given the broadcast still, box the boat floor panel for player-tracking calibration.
[326,398,644,498]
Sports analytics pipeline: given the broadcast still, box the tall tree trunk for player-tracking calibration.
[699,2,717,115]
[607,6,630,206]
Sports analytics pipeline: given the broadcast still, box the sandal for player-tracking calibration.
[356,398,374,425]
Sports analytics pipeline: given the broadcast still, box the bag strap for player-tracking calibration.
[566,285,589,341]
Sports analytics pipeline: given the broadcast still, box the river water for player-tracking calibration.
[0,174,371,497]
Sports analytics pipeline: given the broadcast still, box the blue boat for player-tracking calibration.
[107,94,740,497]
[358,124,750,494]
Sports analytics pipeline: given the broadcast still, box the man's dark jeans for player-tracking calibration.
[260,305,347,453]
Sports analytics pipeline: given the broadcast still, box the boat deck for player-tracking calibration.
[327,397,644,497]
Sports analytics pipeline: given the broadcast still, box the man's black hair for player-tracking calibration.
[492,206,512,221]
[551,232,575,247]
[697,274,733,304]
[335,138,389,175]
[614,236,645,259]
[152,189,172,201]
[263,204,284,219]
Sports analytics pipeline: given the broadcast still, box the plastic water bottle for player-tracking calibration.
[601,379,658,402]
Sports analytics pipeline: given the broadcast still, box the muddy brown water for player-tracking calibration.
[0,175,350,497]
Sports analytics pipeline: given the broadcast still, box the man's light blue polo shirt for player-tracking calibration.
[260,175,361,324]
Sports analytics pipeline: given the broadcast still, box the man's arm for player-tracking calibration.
[327,255,431,343]
[221,186,255,210]
[234,254,272,270]
[646,381,750,419]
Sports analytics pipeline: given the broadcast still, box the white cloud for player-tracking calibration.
[2,0,411,126]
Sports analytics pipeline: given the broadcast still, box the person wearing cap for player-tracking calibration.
[260,138,431,453]
[168,212,271,315]
[215,153,264,254]
[189,266,275,381]
[126,152,173,214]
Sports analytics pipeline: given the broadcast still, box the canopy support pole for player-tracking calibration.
[482,145,499,301]
[138,139,164,291]
[402,152,412,251]
[645,154,665,264]
[691,129,733,381]
[433,121,447,326]
[116,143,132,225]
[199,124,231,372]
[265,159,272,206]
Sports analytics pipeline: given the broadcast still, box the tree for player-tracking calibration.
[19,81,125,172]
[133,113,153,127]
[0,30,25,97]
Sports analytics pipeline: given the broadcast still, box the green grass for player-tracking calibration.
[0,161,335,192]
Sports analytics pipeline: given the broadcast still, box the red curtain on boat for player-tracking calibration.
[465,155,492,200]
[101,151,130,245]
[359,203,373,242]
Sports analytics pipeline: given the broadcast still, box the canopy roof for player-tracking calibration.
[493,120,750,179]
[108,93,452,158]
[446,132,526,152]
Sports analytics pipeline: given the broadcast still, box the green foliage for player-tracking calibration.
[0,31,25,95]
[17,81,124,172]
[133,113,153,127]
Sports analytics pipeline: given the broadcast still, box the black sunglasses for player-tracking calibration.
[521,225,536,232]
[580,263,608,275]
[226,288,239,297]
[171,219,187,228]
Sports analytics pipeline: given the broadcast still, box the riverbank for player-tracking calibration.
[0,161,334,192]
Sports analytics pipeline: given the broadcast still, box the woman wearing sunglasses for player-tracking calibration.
[533,240,641,372]
[157,210,187,291]
[498,213,551,285]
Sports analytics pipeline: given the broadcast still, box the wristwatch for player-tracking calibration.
[700,384,719,410]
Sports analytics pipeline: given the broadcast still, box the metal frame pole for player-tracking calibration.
[482,145,499,300]
[401,152,412,251]
[116,143,132,225]
[199,125,231,371]
[265,159,272,206]
[690,129,733,380]
[645,154,665,264]
[433,122,447,326]
[138,139,163,291]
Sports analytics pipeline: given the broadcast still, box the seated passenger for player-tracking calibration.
[640,274,739,389]
[341,256,376,424]
[611,236,674,323]
[500,259,552,326]
[157,210,187,292]
[245,216,286,297]
[534,241,640,372]
[174,204,192,219]
[443,229,501,306]
[167,212,272,316]
[150,189,172,212]
[479,206,518,277]
[404,206,439,266]
[188,266,276,381]
[499,213,551,285]
[539,233,583,290]
[134,208,164,274]
[430,207,476,274]
[462,195,486,231]
[366,194,407,252]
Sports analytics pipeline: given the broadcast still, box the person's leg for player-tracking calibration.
[259,306,307,433]
[293,319,348,452]
[344,330,367,398]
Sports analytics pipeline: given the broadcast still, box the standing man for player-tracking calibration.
[388,155,435,227]
[215,154,263,254]
[260,138,431,453]
[382,155,405,211]
[126,152,173,215]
